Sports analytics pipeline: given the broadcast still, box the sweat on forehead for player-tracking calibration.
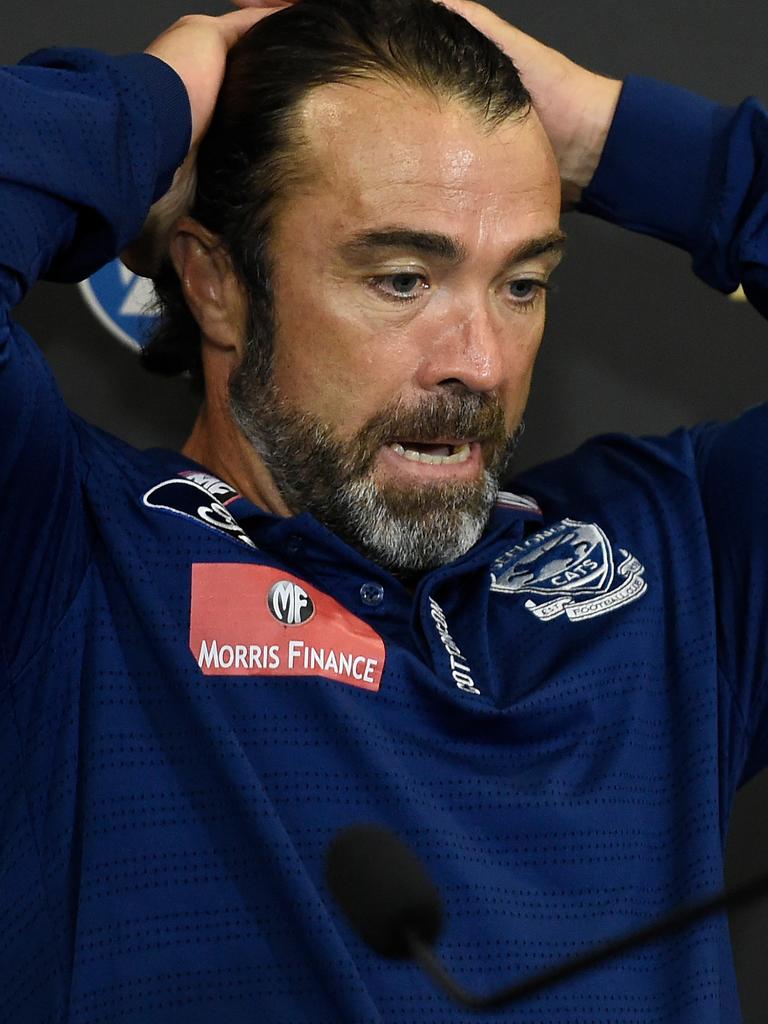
[267,89,560,318]
[284,76,538,202]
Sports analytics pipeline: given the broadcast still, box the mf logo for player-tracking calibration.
[267,580,315,625]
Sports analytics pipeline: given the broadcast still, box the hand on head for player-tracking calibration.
[437,0,622,205]
[122,1,295,276]
[146,2,293,148]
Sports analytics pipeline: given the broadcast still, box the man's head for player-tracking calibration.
[148,0,562,576]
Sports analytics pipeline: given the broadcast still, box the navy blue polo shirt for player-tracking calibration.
[1,47,768,1023]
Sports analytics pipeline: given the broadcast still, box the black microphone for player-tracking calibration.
[325,823,768,1011]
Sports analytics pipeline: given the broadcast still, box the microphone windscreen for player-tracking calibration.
[325,824,444,958]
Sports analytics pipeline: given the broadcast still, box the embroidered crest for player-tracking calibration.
[490,518,647,622]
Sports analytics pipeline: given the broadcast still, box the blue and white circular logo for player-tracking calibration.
[78,259,159,352]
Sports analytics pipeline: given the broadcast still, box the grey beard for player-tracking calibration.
[229,357,518,575]
[338,470,500,572]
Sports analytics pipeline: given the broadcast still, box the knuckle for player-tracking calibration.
[176,13,212,29]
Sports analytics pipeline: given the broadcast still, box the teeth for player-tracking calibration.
[390,442,472,465]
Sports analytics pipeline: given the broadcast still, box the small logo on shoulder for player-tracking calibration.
[143,476,255,548]
[267,580,315,625]
[490,518,647,623]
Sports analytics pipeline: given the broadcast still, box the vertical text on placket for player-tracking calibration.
[428,597,481,695]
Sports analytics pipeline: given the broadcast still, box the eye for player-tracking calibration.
[507,279,548,305]
[368,272,429,303]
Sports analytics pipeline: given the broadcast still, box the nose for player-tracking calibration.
[415,301,508,395]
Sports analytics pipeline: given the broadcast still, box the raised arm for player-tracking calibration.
[0,7,286,303]
[0,8,284,669]
[0,49,189,308]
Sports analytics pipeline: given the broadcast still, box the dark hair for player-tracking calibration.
[142,0,532,387]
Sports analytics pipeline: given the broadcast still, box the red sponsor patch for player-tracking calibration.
[189,563,385,691]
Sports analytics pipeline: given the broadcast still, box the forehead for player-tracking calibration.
[277,77,560,251]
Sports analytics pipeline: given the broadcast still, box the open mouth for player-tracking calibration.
[388,440,473,465]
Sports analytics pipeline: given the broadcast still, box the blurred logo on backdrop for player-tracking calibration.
[78,259,158,352]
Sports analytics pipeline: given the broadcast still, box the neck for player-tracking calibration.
[182,400,292,518]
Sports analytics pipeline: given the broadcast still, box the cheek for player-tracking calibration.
[269,293,417,430]
[498,316,546,414]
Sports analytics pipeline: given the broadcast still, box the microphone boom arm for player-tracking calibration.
[406,871,768,1011]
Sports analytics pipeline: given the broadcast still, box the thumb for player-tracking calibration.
[210,5,289,50]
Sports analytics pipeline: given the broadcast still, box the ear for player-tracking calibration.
[168,216,248,357]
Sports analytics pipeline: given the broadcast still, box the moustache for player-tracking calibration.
[345,391,512,475]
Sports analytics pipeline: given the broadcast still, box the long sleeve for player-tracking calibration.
[576,77,768,785]
[579,75,768,318]
[0,48,190,304]
[0,48,190,672]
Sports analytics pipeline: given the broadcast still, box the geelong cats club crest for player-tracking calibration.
[490,519,647,623]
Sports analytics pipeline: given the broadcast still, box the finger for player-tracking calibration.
[212,4,291,47]
[230,0,295,8]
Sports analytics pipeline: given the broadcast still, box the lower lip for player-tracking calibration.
[375,441,484,482]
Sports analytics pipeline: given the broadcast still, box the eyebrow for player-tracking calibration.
[338,227,567,268]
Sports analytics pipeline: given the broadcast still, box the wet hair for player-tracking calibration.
[142,0,532,388]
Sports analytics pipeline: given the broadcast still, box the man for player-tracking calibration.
[1,1,766,1022]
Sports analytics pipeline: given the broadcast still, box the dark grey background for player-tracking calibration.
[5,1,768,1017]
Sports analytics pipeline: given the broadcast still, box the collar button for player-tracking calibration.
[359,582,384,606]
